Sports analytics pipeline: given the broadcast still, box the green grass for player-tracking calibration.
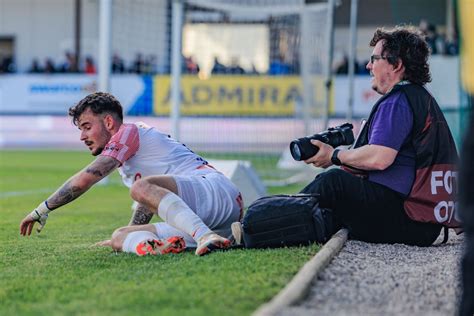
[0,150,316,316]
[202,152,302,182]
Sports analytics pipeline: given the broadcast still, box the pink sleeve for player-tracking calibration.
[101,124,139,165]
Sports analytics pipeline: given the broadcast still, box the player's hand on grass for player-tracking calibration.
[19,212,48,236]
[20,204,50,236]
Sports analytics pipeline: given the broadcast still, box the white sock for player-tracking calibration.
[158,192,211,241]
[122,231,159,255]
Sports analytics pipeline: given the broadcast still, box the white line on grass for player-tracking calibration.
[1,177,122,199]
[0,188,54,198]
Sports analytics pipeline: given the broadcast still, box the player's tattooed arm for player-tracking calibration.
[85,155,120,179]
[47,156,120,209]
[47,182,84,209]
[129,203,154,225]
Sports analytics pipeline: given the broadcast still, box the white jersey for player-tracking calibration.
[101,122,218,187]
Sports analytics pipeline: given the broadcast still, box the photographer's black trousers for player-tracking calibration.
[301,168,441,246]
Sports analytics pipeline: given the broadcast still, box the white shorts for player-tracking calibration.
[153,172,242,247]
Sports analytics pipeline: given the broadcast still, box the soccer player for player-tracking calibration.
[19,92,243,256]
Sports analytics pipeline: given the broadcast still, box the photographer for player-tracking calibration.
[300,26,458,246]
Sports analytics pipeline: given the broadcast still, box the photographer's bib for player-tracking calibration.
[355,83,460,229]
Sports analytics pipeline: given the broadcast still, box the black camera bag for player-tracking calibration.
[241,194,338,248]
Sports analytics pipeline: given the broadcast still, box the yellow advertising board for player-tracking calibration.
[153,75,329,116]
[459,0,474,94]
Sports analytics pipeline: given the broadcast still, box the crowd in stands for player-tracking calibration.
[333,20,459,75]
[1,20,459,76]
[210,57,258,75]
[28,51,85,74]
[334,55,371,75]
[210,55,296,75]
[112,53,158,74]
[419,19,459,56]
[2,50,296,76]
[24,51,160,75]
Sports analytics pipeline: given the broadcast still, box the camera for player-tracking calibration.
[290,123,355,161]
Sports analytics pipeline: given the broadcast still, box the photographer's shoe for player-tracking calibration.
[231,222,243,246]
[195,232,231,256]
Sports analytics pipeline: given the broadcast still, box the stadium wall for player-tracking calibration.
[0,74,380,117]
[0,56,460,117]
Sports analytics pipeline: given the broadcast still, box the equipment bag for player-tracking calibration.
[241,194,339,248]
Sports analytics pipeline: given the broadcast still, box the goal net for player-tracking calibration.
[180,0,333,183]
[113,0,333,184]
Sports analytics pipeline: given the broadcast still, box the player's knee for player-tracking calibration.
[130,179,148,203]
[130,177,169,203]
[112,226,129,238]
[111,226,129,250]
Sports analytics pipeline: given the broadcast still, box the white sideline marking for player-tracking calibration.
[0,188,54,198]
[1,178,120,199]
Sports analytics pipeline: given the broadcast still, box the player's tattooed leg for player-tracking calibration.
[129,203,154,225]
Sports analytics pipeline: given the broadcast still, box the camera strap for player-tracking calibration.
[351,119,367,149]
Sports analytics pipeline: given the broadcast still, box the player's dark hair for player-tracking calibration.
[69,92,124,126]
[370,25,431,85]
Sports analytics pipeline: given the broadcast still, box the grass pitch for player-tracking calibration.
[0,150,318,316]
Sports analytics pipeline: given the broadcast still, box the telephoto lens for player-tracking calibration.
[290,123,354,161]
[290,135,325,161]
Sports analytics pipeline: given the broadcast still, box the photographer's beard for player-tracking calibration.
[370,72,394,95]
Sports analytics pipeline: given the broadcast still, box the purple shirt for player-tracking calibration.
[368,91,415,195]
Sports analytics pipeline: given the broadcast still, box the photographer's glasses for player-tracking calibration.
[370,54,395,64]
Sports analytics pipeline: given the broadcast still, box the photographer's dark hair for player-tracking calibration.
[370,26,431,85]
[69,92,124,126]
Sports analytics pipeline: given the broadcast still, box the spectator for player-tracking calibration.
[28,58,42,73]
[358,59,371,75]
[335,55,349,74]
[211,57,227,74]
[84,56,96,74]
[248,63,260,75]
[131,53,144,74]
[112,53,125,73]
[61,51,79,73]
[426,24,439,54]
[44,58,56,73]
[229,57,245,75]
[445,37,459,56]
[144,54,157,74]
[269,53,290,75]
[335,54,361,75]
[435,32,447,55]
[419,19,437,54]
[185,55,199,74]
[418,19,457,56]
